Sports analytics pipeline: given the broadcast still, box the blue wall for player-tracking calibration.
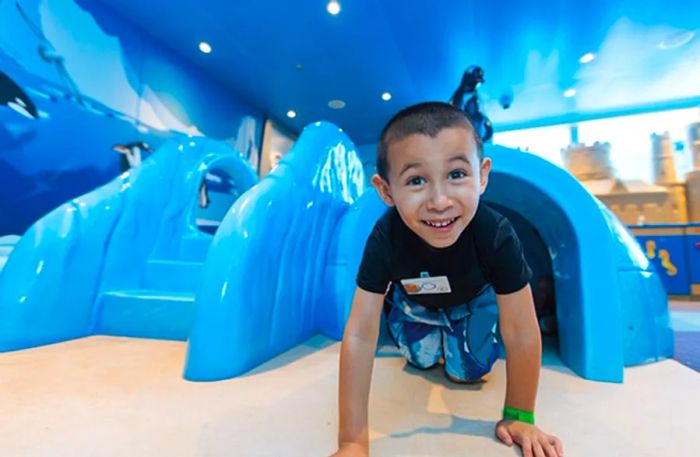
[0,0,263,236]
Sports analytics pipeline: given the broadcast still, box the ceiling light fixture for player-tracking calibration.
[381,92,392,101]
[579,52,595,64]
[198,41,212,54]
[564,88,576,98]
[286,110,297,119]
[327,0,341,15]
[328,99,346,109]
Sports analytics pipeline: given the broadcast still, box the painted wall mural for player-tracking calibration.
[0,0,263,236]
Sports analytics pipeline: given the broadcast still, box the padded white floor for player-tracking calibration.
[0,334,697,457]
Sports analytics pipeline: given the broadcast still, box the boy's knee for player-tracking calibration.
[444,344,498,382]
[444,367,488,384]
[444,356,493,382]
[405,354,441,370]
[398,342,442,369]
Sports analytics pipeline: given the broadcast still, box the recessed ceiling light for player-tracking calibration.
[564,88,576,98]
[326,0,341,15]
[198,41,212,54]
[328,99,346,109]
[286,110,297,119]
[381,92,392,101]
[579,52,595,64]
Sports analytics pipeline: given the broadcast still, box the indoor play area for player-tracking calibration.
[1,1,698,456]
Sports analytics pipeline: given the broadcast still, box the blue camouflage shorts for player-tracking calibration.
[385,284,500,382]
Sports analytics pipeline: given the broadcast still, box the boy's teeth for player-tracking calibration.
[426,218,454,227]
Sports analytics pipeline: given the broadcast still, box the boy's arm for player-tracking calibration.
[497,284,541,412]
[496,284,564,457]
[333,287,385,456]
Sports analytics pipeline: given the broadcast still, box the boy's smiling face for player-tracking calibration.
[372,127,491,249]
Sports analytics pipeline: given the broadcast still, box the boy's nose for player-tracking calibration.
[427,189,452,211]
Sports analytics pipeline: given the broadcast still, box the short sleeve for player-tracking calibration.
[486,217,533,294]
[356,222,392,294]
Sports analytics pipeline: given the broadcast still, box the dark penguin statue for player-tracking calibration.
[449,65,493,143]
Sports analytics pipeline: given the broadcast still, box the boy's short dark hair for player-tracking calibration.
[377,101,483,180]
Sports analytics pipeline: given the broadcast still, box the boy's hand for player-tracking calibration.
[329,442,369,457]
[495,420,563,457]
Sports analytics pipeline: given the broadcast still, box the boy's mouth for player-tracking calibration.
[422,217,458,228]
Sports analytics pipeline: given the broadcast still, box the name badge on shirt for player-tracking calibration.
[400,275,452,295]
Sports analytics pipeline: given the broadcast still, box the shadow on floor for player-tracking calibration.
[243,334,337,377]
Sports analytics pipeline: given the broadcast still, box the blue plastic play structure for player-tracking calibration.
[184,122,372,380]
[0,138,257,350]
[0,122,673,383]
[481,145,673,381]
[184,123,673,383]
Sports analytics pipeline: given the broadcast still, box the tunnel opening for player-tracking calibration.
[195,167,244,235]
[484,152,626,382]
[487,202,559,358]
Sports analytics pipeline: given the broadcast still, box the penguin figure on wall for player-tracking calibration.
[198,179,210,209]
[112,141,153,173]
[198,169,240,209]
[0,71,38,120]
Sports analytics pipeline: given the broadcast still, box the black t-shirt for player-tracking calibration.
[356,202,532,309]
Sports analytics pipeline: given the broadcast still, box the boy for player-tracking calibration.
[332,102,563,457]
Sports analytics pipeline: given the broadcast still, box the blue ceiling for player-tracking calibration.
[94,0,699,144]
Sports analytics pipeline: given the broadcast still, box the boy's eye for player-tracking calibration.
[449,170,467,179]
[406,176,426,186]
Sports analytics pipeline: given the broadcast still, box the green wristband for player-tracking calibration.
[502,406,535,424]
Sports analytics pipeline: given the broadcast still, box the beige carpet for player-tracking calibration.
[0,335,697,457]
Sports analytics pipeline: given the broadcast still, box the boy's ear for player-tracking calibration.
[371,174,395,206]
[479,157,492,195]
